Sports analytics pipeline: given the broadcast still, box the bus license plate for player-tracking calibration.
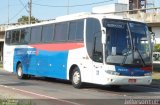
[128,79,136,83]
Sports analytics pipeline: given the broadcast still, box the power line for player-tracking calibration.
[18,0,28,12]
[4,0,114,24]
[7,4,27,23]
[67,0,69,14]
[32,0,113,8]
[19,0,32,24]
[8,0,9,24]
[7,0,29,23]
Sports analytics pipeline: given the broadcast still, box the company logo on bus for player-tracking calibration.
[27,51,36,55]
[117,68,135,76]
[106,23,124,29]
[117,68,128,72]
[131,71,134,75]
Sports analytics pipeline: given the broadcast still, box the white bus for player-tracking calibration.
[3,13,152,88]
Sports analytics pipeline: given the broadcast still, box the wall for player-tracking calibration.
[152,27,160,44]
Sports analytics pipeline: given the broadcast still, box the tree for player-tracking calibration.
[154,44,160,52]
[18,15,39,24]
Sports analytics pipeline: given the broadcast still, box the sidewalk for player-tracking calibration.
[143,62,160,88]
[153,62,160,72]
[151,72,160,88]
[0,66,160,88]
[151,80,160,88]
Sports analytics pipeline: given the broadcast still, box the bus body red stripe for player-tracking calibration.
[30,42,84,51]
[141,67,152,71]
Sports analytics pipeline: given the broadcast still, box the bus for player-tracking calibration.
[3,13,153,88]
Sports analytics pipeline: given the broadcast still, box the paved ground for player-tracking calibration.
[153,61,160,70]
[0,70,160,105]
[151,63,160,88]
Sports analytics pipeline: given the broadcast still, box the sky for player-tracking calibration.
[0,0,160,24]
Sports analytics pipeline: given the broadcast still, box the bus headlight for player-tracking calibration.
[105,70,120,76]
[144,72,152,76]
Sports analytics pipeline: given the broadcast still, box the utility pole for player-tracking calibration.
[67,0,69,15]
[8,0,10,24]
[28,0,32,24]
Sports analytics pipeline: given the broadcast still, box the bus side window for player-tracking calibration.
[5,31,11,45]
[20,29,25,44]
[30,26,42,43]
[20,28,31,44]
[42,24,54,43]
[11,30,20,44]
[86,18,102,62]
[68,19,84,41]
[68,22,76,41]
[54,22,68,42]
[93,35,103,63]
[76,20,84,41]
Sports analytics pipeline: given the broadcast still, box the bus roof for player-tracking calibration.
[5,12,142,31]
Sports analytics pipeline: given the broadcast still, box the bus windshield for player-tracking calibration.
[103,19,152,66]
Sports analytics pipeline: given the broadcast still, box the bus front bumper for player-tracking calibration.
[103,75,152,85]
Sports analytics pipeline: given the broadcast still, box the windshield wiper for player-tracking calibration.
[121,23,146,67]
[121,23,133,66]
[134,47,146,67]
[121,48,131,65]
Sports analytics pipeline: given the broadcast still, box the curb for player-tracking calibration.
[150,81,160,88]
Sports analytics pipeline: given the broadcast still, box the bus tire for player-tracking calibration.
[16,63,28,79]
[71,67,83,89]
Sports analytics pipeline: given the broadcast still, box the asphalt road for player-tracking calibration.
[0,70,160,105]
[153,63,160,71]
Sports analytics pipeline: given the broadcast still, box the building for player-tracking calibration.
[117,0,156,11]
[0,2,160,62]
[148,22,160,43]
[0,25,5,61]
[129,0,146,10]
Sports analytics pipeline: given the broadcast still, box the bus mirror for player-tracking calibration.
[150,32,156,43]
[101,28,106,44]
[151,32,155,39]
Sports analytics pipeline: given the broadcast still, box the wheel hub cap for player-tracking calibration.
[73,71,80,84]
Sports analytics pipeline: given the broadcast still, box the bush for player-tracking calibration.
[154,44,160,52]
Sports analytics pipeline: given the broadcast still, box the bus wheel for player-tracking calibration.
[71,67,83,88]
[17,63,27,79]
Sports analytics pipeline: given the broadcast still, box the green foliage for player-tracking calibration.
[0,99,18,105]
[0,99,35,105]
[18,16,39,24]
[0,62,2,70]
[154,44,160,52]
[153,44,160,61]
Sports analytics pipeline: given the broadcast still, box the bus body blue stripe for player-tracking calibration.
[115,66,151,76]
[14,48,68,79]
